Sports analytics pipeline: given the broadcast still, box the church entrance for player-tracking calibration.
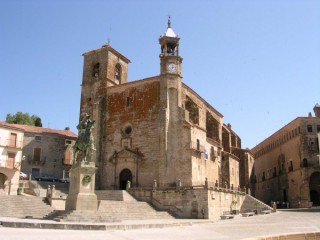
[309,172,320,206]
[119,169,132,190]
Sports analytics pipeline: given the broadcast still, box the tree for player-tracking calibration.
[6,112,42,127]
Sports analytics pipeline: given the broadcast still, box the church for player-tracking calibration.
[78,18,254,194]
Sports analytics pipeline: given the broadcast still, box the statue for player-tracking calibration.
[73,114,96,164]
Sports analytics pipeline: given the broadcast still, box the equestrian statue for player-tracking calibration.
[73,114,96,164]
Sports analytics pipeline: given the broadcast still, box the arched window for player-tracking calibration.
[302,158,308,167]
[92,63,100,77]
[115,63,122,83]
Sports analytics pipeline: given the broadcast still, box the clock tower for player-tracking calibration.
[158,17,184,187]
[159,17,183,76]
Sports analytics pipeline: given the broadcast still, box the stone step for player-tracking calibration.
[95,190,136,201]
[0,190,174,222]
[240,195,273,213]
[0,195,54,218]
[46,199,174,222]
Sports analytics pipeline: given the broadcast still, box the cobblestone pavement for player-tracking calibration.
[1,208,320,240]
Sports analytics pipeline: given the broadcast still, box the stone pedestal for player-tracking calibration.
[66,161,98,211]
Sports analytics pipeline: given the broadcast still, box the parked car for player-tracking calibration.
[34,175,59,182]
[59,177,70,183]
[19,172,28,180]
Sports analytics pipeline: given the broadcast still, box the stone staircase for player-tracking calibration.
[0,195,54,219]
[240,194,273,213]
[48,190,174,222]
[95,190,137,201]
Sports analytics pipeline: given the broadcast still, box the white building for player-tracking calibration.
[0,121,24,195]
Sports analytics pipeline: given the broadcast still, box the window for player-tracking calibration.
[6,153,15,169]
[122,124,133,137]
[125,126,132,135]
[33,148,41,162]
[302,158,308,168]
[273,167,277,177]
[126,97,132,107]
[64,148,72,165]
[288,161,293,172]
[92,63,100,77]
[196,139,200,151]
[307,125,313,133]
[9,133,17,147]
[35,135,42,141]
[210,146,217,161]
[115,64,121,83]
[65,139,72,145]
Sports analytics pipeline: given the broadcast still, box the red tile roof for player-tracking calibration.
[0,121,77,138]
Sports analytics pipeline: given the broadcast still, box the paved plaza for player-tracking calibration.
[1,208,320,240]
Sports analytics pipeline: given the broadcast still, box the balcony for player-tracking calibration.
[27,156,46,166]
[0,160,21,170]
[189,141,205,153]
[211,150,218,161]
[0,138,23,151]
[301,156,320,168]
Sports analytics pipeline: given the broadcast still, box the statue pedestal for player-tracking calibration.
[66,162,98,211]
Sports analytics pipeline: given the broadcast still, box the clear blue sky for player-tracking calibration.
[1,0,319,149]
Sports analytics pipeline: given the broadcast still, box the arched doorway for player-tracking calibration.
[119,168,132,190]
[309,172,320,206]
[0,173,8,194]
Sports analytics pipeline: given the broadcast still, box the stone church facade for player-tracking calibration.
[79,19,253,193]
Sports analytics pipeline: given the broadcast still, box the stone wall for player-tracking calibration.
[130,187,245,220]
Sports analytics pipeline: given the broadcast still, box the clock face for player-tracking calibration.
[167,63,177,73]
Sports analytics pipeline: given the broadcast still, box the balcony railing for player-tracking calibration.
[27,156,46,165]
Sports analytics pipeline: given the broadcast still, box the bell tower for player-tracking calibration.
[159,17,183,76]
[158,17,184,187]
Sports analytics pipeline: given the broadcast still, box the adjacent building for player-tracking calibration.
[252,104,320,207]
[18,124,77,179]
[0,122,24,195]
[0,121,77,192]
[78,18,252,192]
